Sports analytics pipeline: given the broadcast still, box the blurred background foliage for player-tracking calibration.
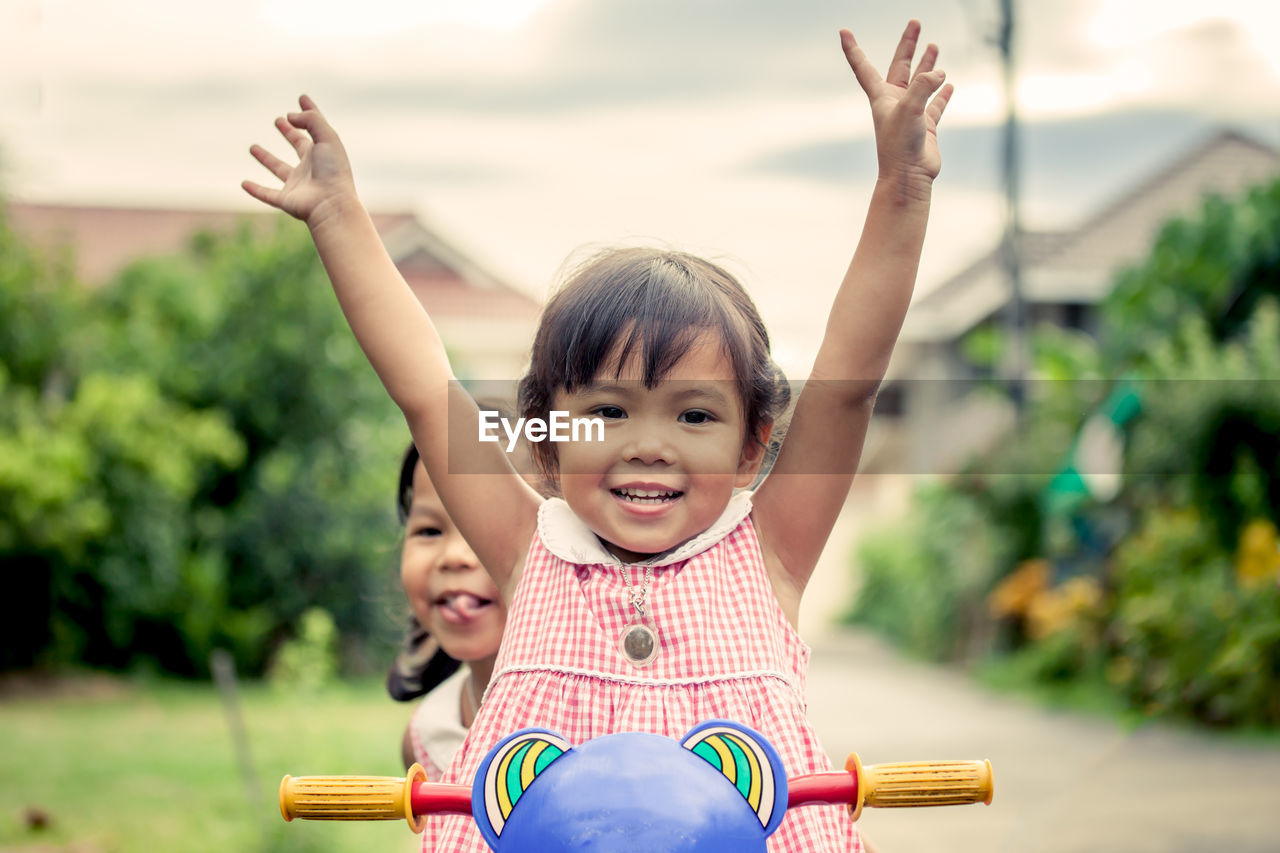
[4,174,1278,729]
[847,176,1280,727]
[0,203,406,679]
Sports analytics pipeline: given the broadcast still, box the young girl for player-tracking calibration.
[244,19,950,852]
[388,441,507,779]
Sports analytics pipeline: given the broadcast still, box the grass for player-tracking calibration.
[973,655,1145,725]
[975,654,1280,742]
[0,675,419,853]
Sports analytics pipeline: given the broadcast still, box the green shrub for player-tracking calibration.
[1107,506,1280,726]
[269,607,339,692]
[846,484,1009,661]
[848,178,1280,729]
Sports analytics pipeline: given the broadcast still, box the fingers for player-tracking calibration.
[285,94,340,145]
[926,83,954,126]
[250,142,293,184]
[845,22,940,100]
[905,37,947,121]
[913,43,938,78]
[275,115,311,156]
[241,179,280,208]
[243,96,332,211]
[885,19,922,89]
[840,29,883,96]
[902,69,946,116]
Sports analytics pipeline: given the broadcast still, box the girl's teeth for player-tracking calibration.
[617,489,679,502]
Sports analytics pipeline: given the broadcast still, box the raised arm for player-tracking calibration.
[754,21,952,606]
[242,97,538,594]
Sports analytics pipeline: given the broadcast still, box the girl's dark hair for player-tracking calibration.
[518,247,790,480]
[396,442,421,525]
[386,442,461,702]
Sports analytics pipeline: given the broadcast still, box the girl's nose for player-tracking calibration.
[622,426,675,465]
[438,534,480,572]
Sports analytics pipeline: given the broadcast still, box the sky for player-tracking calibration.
[3,0,1279,372]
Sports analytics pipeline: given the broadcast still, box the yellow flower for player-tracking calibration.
[1235,519,1280,588]
[1061,576,1102,612]
[989,559,1051,618]
[1026,591,1073,639]
[1025,576,1103,640]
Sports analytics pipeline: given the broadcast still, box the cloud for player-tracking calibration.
[518,0,977,111]
[25,0,976,119]
[743,107,1280,227]
[8,0,1280,347]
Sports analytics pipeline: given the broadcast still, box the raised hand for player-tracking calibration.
[242,95,358,227]
[841,20,952,182]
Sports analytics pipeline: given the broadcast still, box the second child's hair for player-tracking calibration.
[518,247,790,480]
[387,442,462,702]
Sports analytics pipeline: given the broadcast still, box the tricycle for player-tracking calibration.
[279,719,993,851]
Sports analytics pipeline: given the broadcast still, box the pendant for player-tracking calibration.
[619,622,659,668]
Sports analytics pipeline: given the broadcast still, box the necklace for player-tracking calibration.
[618,563,659,667]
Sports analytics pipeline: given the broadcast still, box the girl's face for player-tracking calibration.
[551,331,766,562]
[401,462,505,661]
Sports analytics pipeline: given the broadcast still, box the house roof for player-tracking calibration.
[4,201,539,321]
[900,130,1280,344]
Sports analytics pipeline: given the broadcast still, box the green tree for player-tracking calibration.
[1102,179,1280,370]
[0,206,244,671]
[88,220,406,675]
[0,206,84,387]
[1,203,406,676]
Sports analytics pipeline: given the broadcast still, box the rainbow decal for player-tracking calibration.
[481,731,571,838]
[681,724,779,829]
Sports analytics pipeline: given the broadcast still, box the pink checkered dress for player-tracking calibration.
[422,494,863,852]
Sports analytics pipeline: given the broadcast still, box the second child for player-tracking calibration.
[388,442,506,779]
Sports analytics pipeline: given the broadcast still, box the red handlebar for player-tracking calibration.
[410,782,471,817]
[787,771,858,810]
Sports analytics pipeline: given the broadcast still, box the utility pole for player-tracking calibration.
[996,0,1027,419]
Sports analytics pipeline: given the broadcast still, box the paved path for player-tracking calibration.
[804,629,1280,853]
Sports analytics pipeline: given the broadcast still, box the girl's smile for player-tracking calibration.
[433,590,498,626]
[611,482,684,511]
[612,485,683,502]
[401,462,506,660]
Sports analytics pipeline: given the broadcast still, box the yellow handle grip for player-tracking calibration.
[279,764,427,832]
[847,754,994,820]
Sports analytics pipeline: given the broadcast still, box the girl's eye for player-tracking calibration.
[412,526,443,538]
[680,410,714,425]
[593,405,626,420]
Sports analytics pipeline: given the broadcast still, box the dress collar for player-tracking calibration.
[537,491,753,568]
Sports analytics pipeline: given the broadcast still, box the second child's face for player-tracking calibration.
[551,331,765,562]
[401,463,505,661]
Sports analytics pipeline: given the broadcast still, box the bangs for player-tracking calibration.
[542,249,756,391]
